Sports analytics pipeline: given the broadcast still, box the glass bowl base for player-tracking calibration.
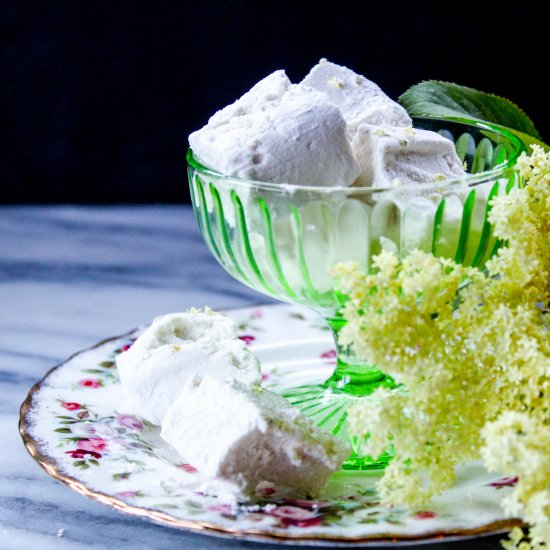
[282,382,395,470]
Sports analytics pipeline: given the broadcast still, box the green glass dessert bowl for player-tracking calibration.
[187,115,526,470]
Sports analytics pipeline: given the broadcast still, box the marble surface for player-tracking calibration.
[1,206,503,549]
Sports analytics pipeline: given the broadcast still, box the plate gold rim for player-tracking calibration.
[19,326,522,546]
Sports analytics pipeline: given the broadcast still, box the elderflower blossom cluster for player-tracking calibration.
[483,413,550,548]
[335,145,550,545]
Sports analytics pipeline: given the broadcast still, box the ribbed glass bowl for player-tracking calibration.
[187,115,525,469]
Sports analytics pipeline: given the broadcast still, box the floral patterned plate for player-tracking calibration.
[20,304,520,546]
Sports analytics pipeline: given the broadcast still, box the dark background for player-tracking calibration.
[2,1,547,204]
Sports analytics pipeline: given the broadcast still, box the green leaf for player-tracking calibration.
[289,312,306,320]
[150,503,179,509]
[54,428,72,433]
[498,127,548,151]
[183,499,204,511]
[399,81,546,147]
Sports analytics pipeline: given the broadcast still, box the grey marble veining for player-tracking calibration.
[0,206,502,549]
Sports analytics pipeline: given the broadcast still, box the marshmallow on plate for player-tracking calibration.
[161,376,350,498]
[301,59,411,133]
[116,309,261,425]
[189,72,360,187]
[352,125,466,187]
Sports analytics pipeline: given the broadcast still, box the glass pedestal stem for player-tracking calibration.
[323,316,392,397]
[283,314,396,470]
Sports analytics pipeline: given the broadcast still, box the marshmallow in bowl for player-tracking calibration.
[352,125,466,187]
[207,70,292,128]
[301,59,412,133]
[161,376,350,498]
[116,309,261,425]
[189,60,468,189]
[189,77,360,187]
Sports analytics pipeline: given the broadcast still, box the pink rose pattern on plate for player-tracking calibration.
[320,349,337,363]
[61,401,81,410]
[32,305,517,539]
[488,476,519,488]
[117,414,144,431]
[78,378,101,388]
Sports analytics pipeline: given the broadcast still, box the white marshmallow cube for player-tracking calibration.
[161,376,350,498]
[207,70,291,127]
[301,59,411,133]
[189,72,360,187]
[116,310,261,425]
[352,125,466,187]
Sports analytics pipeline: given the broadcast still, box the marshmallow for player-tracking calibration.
[161,376,350,498]
[189,76,360,187]
[116,310,261,424]
[301,59,411,132]
[352,125,466,187]
[207,70,291,127]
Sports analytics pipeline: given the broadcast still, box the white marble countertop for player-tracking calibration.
[1,206,502,549]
